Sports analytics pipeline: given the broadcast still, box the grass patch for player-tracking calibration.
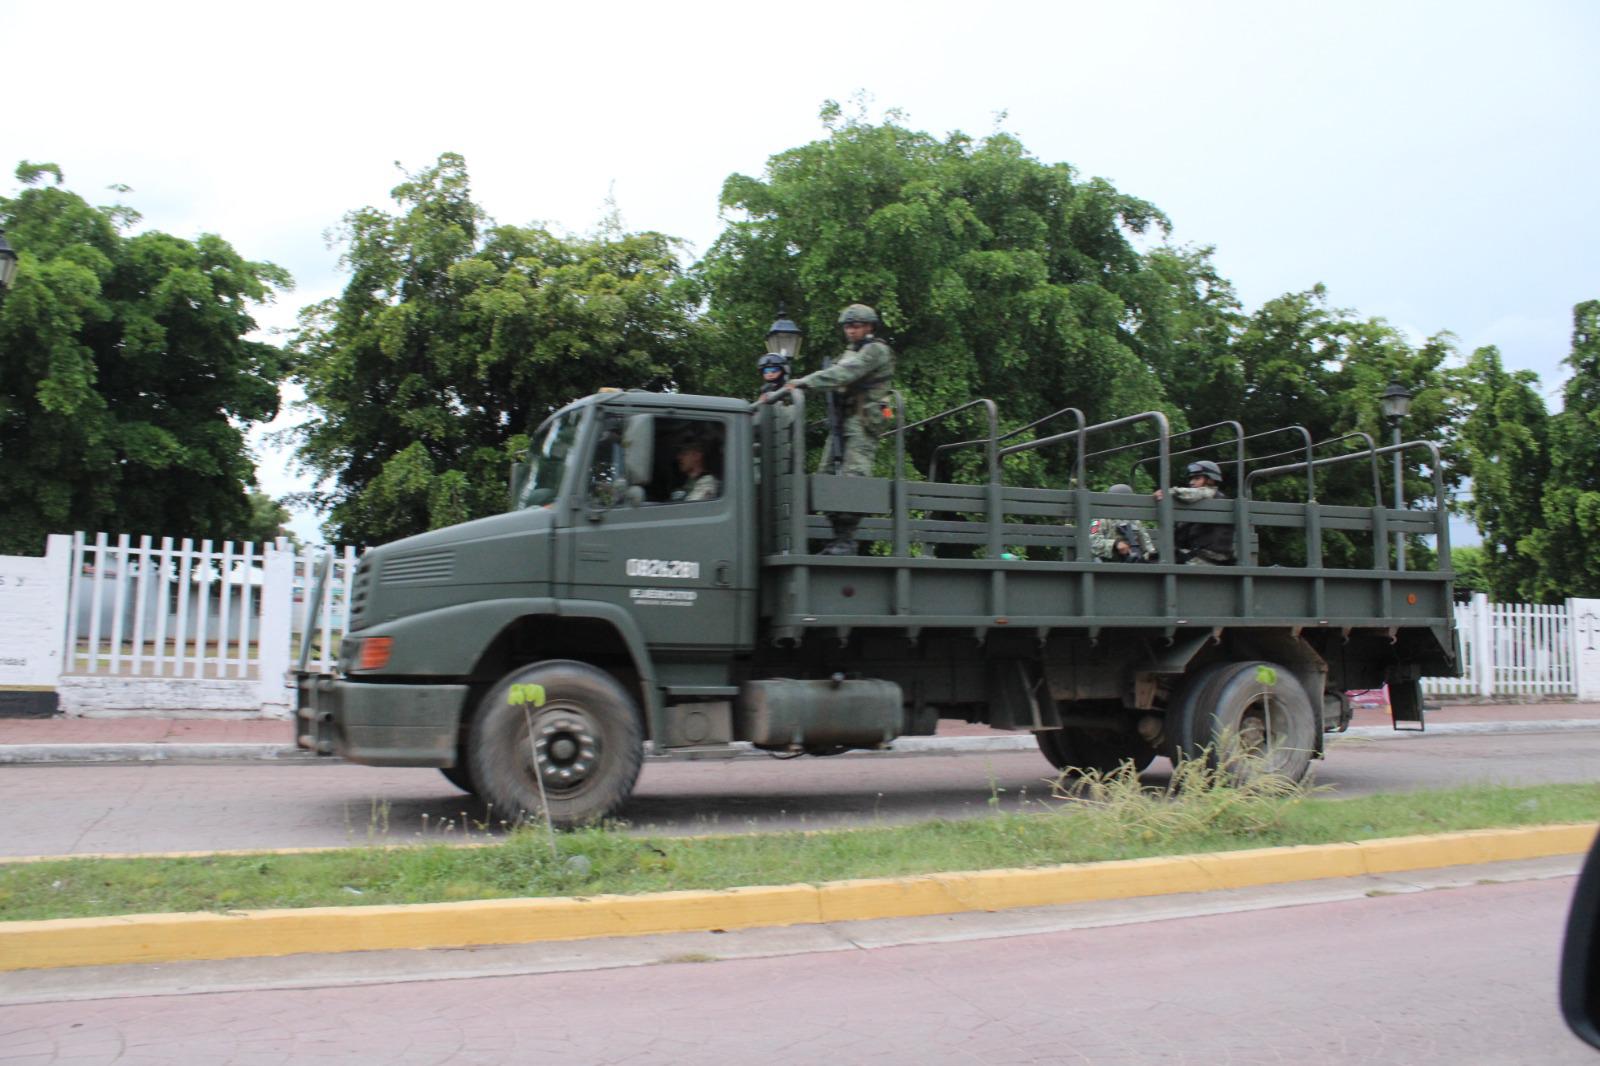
[1,779,1595,923]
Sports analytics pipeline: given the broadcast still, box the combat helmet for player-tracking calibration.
[837,303,880,326]
[758,352,789,372]
[1185,460,1224,483]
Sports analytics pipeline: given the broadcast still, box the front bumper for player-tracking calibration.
[296,673,469,767]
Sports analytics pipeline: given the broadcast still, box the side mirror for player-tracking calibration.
[623,413,655,487]
[1561,826,1600,1050]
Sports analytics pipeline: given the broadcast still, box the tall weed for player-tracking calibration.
[1051,736,1320,845]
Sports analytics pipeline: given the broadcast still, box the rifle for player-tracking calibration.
[1116,522,1151,563]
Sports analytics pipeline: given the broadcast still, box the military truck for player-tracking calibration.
[296,389,1458,826]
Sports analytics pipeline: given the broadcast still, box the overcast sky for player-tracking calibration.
[5,1,1596,542]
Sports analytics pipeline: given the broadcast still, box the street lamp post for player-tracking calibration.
[764,305,804,363]
[1380,381,1414,571]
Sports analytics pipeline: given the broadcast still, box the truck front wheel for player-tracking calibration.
[468,661,645,829]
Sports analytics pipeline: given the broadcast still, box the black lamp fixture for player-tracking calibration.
[765,305,804,362]
[1380,380,1414,425]
[0,231,18,292]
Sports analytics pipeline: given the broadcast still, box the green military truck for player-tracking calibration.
[296,389,1458,827]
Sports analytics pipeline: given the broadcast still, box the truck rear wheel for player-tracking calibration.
[468,660,645,829]
[1172,660,1315,783]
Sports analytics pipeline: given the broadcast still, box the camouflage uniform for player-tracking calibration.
[793,304,896,555]
[794,335,895,476]
[1089,518,1155,562]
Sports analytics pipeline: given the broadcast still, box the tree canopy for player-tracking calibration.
[291,153,706,546]
[696,106,1175,482]
[694,107,1462,552]
[0,162,290,555]
[1455,344,1549,600]
[1522,301,1600,599]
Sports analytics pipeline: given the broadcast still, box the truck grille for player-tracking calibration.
[382,550,455,584]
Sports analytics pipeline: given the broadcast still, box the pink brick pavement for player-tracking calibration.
[3,700,1598,745]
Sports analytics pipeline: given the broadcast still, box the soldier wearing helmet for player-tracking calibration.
[758,302,896,555]
[756,352,789,398]
[1154,460,1235,565]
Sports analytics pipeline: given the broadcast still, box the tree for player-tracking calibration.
[1449,544,1490,596]
[695,106,1463,529]
[1523,300,1600,599]
[696,106,1177,486]
[291,154,705,546]
[1454,345,1549,600]
[0,163,290,555]
[243,492,300,547]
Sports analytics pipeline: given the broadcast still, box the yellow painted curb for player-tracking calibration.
[2,824,1592,972]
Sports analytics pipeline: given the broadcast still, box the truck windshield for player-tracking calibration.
[517,408,582,509]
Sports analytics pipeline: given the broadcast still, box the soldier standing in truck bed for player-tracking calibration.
[760,303,896,555]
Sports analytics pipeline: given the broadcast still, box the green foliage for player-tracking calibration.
[697,107,1176,485]
[1226,287,1464,566]
[1448,545,1490,595]
[0,162,290,554]
[243,492,300,547]
[292,153,705,545]
[1455,345,1550,600]
[696,109,1466,542]
[1522,301,1600,599]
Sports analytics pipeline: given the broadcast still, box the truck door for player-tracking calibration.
[561,408,747,653]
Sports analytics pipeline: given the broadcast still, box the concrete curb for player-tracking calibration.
[2,718,1598,765]
[2,824,1592,973]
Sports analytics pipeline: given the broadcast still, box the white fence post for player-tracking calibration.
[0,533,73,716]
[257,542,294,717]
[1472,592,1494,698]
[1571,597,1600,701]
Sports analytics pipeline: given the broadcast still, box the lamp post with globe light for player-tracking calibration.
[765,305,803,363]
[1380,381,1414,571]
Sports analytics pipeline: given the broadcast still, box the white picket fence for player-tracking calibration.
[65,532,357,679]
[3,533,1596,715]
[1422,594,1578,699]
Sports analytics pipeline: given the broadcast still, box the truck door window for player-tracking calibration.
[586,415,630,508]
[583,414,725,507]
[657,419,724,504]
[517,408,581,510]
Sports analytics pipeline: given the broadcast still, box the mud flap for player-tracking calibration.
[1389,677,1426,732]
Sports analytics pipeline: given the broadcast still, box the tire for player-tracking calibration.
[1166,662,1235,764]
[1035,726,1157,775]
[1173,660,1316,783]
[1036,728,1075,770]
[439,763,477,795]
[468,660,645,829]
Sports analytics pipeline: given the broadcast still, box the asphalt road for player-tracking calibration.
[4,729,1600,857]
[1,869,1590,1064]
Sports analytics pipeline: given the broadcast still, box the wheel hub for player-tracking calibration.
[529,709,602,789]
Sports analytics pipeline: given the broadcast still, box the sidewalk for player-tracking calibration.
[2,701,1599,764]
